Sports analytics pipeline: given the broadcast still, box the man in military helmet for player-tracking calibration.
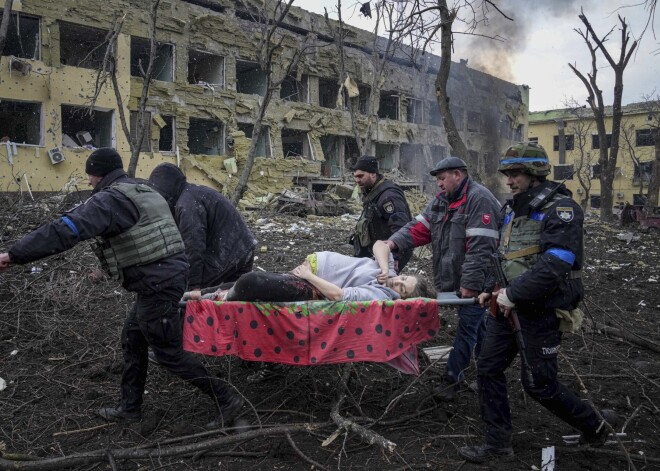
[458,142,620,463]
[385,156,501,400]
[351,155,413,272]
[0,148,243,429]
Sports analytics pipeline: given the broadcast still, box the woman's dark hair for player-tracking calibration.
[405,275,436,299]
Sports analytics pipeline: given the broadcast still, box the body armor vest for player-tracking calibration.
[355,179,403,247]
[95,183,184,281]
[498,193,565,282]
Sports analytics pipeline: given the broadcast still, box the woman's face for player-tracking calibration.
[387,275,417,298]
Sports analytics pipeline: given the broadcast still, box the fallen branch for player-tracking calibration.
[52,423,114,437]
[592,321,660,353]
[0,424,319,470]
[328,365,397,453]
[557,446,660,464]
[286,432,328,471]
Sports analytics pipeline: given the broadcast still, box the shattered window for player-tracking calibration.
[319,78,339,109]
[281,74,308,102]
[636,129,655,147]
[553,134,575,151]
[591,163,601,179]
[188,117,224,156]
[129,111,152,152]
[237,123,271,158]
[590,194,601,209]
[0,99,41,145]
[282,128,313,160]
[59,22,108,69]
[157,115,174,152]
[188,49,224,87]
[378,92,399,120]
[400,144,424,178]
[320,135,342,177]
[0,11,40,59]
[61,105,113,149]
[407,98,423,124]
[375,143,395,171]
[130,37,174,82]
[236,60,266,96]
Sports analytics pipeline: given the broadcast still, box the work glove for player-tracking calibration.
[497,289,515,309]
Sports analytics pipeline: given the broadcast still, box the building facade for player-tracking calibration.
[0,0,528,202]
[529,102,658,209]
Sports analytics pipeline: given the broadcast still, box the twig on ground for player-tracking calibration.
[286,432,328,471]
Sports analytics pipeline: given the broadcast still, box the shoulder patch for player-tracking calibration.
[481,213,491,225]
[383,200,395,214]
[556,206,574,222]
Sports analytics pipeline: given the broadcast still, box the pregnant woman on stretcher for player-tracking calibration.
[188,241,436,302]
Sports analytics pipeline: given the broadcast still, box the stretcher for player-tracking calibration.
[182,293,474,375]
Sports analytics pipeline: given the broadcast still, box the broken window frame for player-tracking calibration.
[633,161,653,184]
[378,92,400,121]
[635,128,655,147]
[319,77,339,109]
[280,74,308,102]
[375,142,396,171]
[59,21,109,70]
[0,99,42,146]
[281,128,313,160]
[0,10,40,60]
[237,123,272,158]
[450,104,464,131]
[429,101,442,127]
[591,163,601,179]
[235,59,267,96]
[61,105,114,149]
[130,36,175,82]
[590,194,601,209]
[187,48,224,87]
[406,98,423,124]
[553,134,575,151]
[157,115,175,153]
[187,117,225,156]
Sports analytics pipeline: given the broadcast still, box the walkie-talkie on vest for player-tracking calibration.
[528,171,576,212]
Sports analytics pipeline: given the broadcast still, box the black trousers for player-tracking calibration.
[225,271,321,302]
[120,277,231,412]
[477,310,601,447]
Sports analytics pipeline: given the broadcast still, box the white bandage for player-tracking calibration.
[497,290,515,309]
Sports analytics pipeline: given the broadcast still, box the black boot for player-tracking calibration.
[433,375,459,401]
[206,394,244,429]
[458,444,514,463]
[97,406,142,422]
[581,409,621,445]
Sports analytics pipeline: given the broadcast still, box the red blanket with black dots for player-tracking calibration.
[182,298,439,375]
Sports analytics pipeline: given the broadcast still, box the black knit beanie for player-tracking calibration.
[351,155,379,174]
[85,148,124,177]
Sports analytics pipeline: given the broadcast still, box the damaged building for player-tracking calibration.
[0,0,528,203]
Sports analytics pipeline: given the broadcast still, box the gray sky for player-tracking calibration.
[302,1,660,111]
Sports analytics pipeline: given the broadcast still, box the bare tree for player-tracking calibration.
[0,0,14,54]
[88,0,161,178]
[569,11,638,221]
[564,100,595,209]
[230,0,314,205]
[324,0,419,159]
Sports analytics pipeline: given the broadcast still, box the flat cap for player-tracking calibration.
[429,156,468,176]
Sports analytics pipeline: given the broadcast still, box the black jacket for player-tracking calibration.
[149,165,257,289]
[504,181,584,314]
[9,169,188,294]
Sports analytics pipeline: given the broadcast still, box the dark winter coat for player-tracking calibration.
[149,164,257,289]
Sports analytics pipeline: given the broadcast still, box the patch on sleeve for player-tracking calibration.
[383,200,395,214]
[556,207,574,222]
[481,213,492,225]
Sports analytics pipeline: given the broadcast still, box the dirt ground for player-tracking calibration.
[1,192,659,471]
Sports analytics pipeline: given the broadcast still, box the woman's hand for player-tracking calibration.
[376,271,388,285]
[292,259,313,280]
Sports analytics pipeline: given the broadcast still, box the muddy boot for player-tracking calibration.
[97,406,142,423]
[206,394,244,429]
[433,376,459,401]
[458,444,514,463]
[581,409,621,445]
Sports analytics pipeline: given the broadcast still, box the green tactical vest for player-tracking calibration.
[498,193,565,282]
[94,182,184,282]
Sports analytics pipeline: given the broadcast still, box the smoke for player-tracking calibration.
[457,0,596,82]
